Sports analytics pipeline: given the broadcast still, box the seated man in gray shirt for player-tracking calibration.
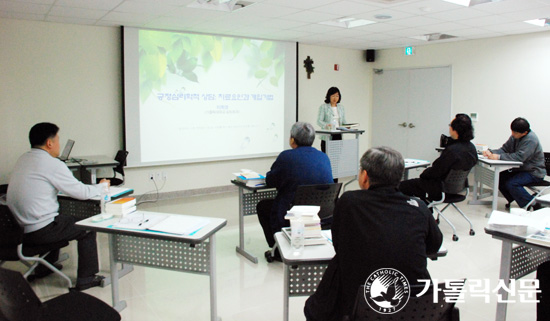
[483,117,546,209]
[7,122,109,291]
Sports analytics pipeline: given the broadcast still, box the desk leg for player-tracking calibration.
[492,169,501,214]
[109,234,127,312]
[209,235,220,321]
[101,263,134,287]
[283,264,290,321]
[495,241,512,321]
[235,187,258,264]
[471,165,481,203]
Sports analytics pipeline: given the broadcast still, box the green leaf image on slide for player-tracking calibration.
[138,30,285,103]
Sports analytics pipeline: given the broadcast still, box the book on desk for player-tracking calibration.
[233,170,266,187]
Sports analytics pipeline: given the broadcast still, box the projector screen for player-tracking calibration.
[123,27,298,167]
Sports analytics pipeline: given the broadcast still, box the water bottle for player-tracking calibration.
[291,215,305,256]
[100,182,110,213]
[331,117,338,130]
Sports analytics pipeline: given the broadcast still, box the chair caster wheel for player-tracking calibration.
[452,235,459,242]
[469,230,475,236]
[264,251,274,263]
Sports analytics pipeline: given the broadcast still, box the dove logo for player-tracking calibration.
[363,268,410,314]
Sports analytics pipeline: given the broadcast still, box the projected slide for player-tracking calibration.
[134,29,287,164]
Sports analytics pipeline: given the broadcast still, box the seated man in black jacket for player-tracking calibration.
[304,146,443,321]
[399,113,478,205]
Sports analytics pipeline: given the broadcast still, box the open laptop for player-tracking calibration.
[58,139,75,162]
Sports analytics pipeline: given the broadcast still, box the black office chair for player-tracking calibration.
[0,205,72,287]
[266,183,342,262]
[428,169,474,242]
[346,280,464,321]
[97,150,129,186]
[292,183,342,229]
[0,267,120,321]
[525,152,550,197]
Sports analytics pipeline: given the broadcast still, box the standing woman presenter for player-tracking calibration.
[317,87,347,153]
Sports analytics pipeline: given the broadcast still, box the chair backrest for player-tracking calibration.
[349,281,462,321]
[442,169,470,195]
[113,150,129,176]
[0,267,42,321]
[0,205,23,261]
[292,183,342,220]
[544,152,550,176]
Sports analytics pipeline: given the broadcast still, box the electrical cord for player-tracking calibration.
[136,177,166,206]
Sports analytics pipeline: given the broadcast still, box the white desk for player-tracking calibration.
[485,220,550,321]
[274,231,448,321]
[76,211,226,321]
[231,180,277,264]
[469,158,522,213]
[404,158,430,180]
[274,232,334,321]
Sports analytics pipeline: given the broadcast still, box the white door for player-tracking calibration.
[372,67,452,166]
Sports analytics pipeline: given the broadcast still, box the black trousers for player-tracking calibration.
[257,198,277,248]
[23,215,99,281]
[398,178,442,206]
[537,261,550,321]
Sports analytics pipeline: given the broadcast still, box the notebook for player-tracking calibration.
[58,139,75,161]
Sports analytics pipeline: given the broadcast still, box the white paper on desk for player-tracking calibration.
[112,211,167,230]
[147,215,211,235]
[404,158,429,164]
[286,205,320,216]
[488,209,550,231]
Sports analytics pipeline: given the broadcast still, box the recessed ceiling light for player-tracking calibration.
[320,17,376,28]
[442,0,505,7]
[524,18,550,27]
[374,14,392,20]
[188,0,254,12]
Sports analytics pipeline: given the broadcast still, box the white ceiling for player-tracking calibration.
[2,0,550,49]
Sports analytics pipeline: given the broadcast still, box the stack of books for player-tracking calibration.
[105,197,136,217]
[234,170,266,187]
[284,205,327,246]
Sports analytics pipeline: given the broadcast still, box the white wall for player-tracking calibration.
[0,19,122,184]
[373,31,550,150]
[297,44,372,155]
[0,19,371,194]
[4,18,548,195]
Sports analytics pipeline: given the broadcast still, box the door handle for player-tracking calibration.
[398,122,407,127]
[408,123,415,128]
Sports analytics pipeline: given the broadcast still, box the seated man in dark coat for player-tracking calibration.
[257,122,333,261]
[399,113,478,205]
[304,146,443,321]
